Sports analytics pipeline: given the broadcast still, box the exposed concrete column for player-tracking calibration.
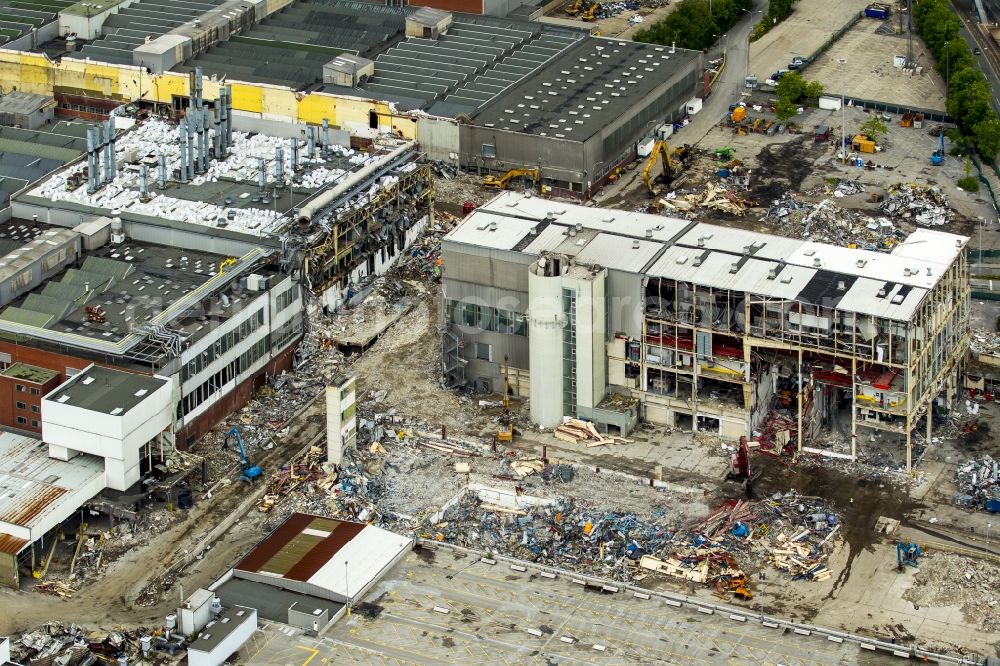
[796,348,803,454]
[926,398,933,448]
[850,355,857,462]
[905,414,912,474]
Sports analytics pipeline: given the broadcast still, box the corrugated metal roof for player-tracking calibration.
[0,534,29,555]
[0,307,53,328]
[574,233,662,273]
[0,432,105,545]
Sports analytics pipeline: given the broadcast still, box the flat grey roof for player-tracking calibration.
[187,605,255,654]
[473,38,701,141]
[214,577,343,624]
[444,192,969,321]
[46,365,167,415]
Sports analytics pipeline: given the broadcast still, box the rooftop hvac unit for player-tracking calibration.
[246,274,269,292]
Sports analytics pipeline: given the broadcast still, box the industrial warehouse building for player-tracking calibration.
[441,192,970,472]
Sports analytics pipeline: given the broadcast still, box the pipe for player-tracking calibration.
[307,126,315,159]
[158,154,167,189]
[194,66,203,110]
[178,119,189,184]
[107,114,117,182]
[296,142,413,224]
[224,84,233,148]
[213,108,221,159]
[218,87,229,153]
[258,157,266,193]
[290,137,299,171]
[139,164,147,198]
[185,112,195,180]
[275,146,284,183]
[322,118,330,149]
[197,109,208,173]
[103,121,113,183]
[86,127,99,193]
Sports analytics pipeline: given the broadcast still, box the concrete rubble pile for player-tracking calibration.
[953,455,1000,512]
[970,328,1000,357]
[11,622,151,666]
[902,553,1000,632]
[764,193,905,248]
[879,183,952,227]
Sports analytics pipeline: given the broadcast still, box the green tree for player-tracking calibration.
[803,80,825,99]
[859,116,888,142]
[973,115,1000,160]
[775,72,806,101]
[775,98,798,122]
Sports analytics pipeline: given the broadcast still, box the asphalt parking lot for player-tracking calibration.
[240,549,894,665]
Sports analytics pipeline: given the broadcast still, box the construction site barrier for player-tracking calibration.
[799,11,864,73]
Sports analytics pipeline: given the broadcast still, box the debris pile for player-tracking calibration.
[902,553,1000,632]
[970,328,1000,357]
[953,455,1000,512]
[879,183,952,226]
[595,0,640,18]
[764,193,905,248]
[654,183,753,216]
[554,418,632,448]
[10,622,152,666]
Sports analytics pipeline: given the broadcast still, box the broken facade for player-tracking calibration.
[442,192,970,470]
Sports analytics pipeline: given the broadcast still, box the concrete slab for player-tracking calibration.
[241,549,876,665]
[750,0,870,84]
[806,20,948,112]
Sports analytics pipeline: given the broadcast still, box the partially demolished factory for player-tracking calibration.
[442,192,970,471]
[0,67,431,587]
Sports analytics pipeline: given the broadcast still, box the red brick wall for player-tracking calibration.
[407,0,483,12]
[0,372,63,433]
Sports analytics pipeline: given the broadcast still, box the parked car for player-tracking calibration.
[789,57,807,70]
[974,47,982,55]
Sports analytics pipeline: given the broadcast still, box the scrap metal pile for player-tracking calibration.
[654,183,754,216]
[879,183,952,227]
[11,623,165,666]
[431,486,841,597]
[970,328,1000,357]
[764,192,906,249]
[953,455,1000,513]
[595,0,640,18]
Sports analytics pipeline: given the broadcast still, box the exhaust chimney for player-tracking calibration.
[275,146,284,183]
[158,154,167,189]
[258,157,266,193]
[86,127,99,193]
[194,66,203,110]
[199,106,209,172]
[307,126,316,159]
[322,118,330,149]
[290,137,299,171]
[107,114,117,182]
[139,164,147,198]
[185,112,195,180]
[178,119,189,184]
[225,85,233,149]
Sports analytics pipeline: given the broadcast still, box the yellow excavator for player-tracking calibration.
[642,140,688,195]
[565,0,582,15]
[483,167,540,190]
[581,2,600,21]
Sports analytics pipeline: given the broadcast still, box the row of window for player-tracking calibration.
[14,401,39,413]
[14,384,41,395]
[270,315,302,353]
[445,300,528,336]
[179,336,272,417]
[181,309,266,382]
[15,416,39,428]
[275,284,298,313]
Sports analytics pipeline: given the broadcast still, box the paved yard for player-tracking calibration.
[242,550,892,665]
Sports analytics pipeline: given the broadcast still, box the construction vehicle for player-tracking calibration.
[224,426,263,483]
[565,0,582,15]
[497,356,513,443]
[641,140,687,195]
[483,167,540,190]
[581,1,599,21]
[896,541,922,570]
[930,132,945,165]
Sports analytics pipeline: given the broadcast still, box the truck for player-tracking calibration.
[864,2,891,19]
